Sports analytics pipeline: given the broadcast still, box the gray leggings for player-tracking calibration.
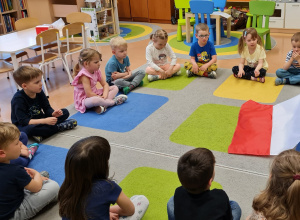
[84,85,118,108]
[10,180,59,220]
[114,70,145,88]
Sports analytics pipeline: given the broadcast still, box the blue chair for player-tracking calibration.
[212,0,227,37]
[189,0,216,44]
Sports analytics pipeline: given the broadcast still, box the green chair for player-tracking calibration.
[249,0,275,50]
[174,0,195,42]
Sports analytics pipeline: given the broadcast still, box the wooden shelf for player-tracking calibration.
[97,21,114,28]
[2,10,18,15]
[96,7,113,13]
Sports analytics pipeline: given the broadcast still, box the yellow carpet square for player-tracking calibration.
[213,75,284,103]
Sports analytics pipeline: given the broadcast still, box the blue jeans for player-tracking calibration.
[276,68,300,84]
[167,196,241,220]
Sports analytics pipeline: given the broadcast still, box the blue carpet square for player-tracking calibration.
[70,92,168,132]
[28,144,67,186]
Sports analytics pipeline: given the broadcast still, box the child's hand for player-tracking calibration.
[99,94,108,99]
[123,71,132,79]
[199,64,208,72]
[111,72,118,80]
[52,109,63,118]
[165,69,173,77]
[292,51,300,61]
[20,145,29,157]
[41,176,49,181]
[192,64,199,74]
[109,212,119,220]
[160,72,167,79]
[24,167,38,179]
[237,70,244,78]
[45,117,58,125]
[254,69,260,77]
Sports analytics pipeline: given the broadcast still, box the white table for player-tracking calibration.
[185,12,232,45]
[0,28,37,71]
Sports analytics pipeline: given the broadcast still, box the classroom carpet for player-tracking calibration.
[28,144,68,186]
[143,68,195,90]
[70,92,168,132]
[214,75,284,103]
[119,167,223,220]
[170,104,240,152]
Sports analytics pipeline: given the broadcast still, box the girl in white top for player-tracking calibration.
[232,28,268,83]
[145,29,181,82]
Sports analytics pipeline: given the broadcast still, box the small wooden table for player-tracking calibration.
[185,12,232,45]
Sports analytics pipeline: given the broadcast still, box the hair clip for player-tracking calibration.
[244,30,247,38]
[293,174,300,180]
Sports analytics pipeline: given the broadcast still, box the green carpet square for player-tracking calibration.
[170,104,240,152]
[143,68,195,90]
[119,167,222,219]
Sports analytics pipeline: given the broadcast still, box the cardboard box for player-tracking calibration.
[35,25,51,35]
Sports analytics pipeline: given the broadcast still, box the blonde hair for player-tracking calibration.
[109,36,127,50]
[291,32,300,43]
[13,66,43,87]
[73,48,102,77]
[238,28,263,55]
[196,23,209,33]
[0,122,20,150]
[252,150,300,220]
[150,29,168,42]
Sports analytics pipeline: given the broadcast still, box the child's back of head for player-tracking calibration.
[13,66,43,87]
[58,136,111,220]
[252,149,300,220]
[177,148,215,194]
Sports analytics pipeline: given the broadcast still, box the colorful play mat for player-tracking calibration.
[97,22,161,44]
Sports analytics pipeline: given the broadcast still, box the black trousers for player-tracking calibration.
[18,108,69,138]
[232,65,266,80]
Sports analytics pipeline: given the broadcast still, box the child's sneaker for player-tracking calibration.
[32,136,43,143]
[138,81,143,87]
[40,171,49,178]
[28,143,39,159]
[208,71,217,79]
[275,78,286,86]
[95,106,106,114]
[259,77,265,83]
[113,95,127,105]
[148,75,159,82]
[57,119,77,131]
[186,70,194,77]
[123,86,130,95]
[173,70,181,76]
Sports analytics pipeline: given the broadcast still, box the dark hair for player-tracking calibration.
[13,66,43,86]
[238,28,263,54]
[177,148,215,194]
[58,136,111,220]
[252,150,300,220]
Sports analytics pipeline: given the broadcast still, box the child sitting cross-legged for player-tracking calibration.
[0,122,59,220]
[105,36,145,94]
[11,66,77,143]
[72,48,127,114]
[184,23,218,78]
[167,148,241,220]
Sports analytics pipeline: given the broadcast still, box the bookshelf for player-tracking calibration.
[0,0,28,35]
[81,0,120,41]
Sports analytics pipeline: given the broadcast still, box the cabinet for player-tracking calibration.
[26,0,85,24]
[285,3,300,29]
[117,0,175,24]
[0,0,28,35]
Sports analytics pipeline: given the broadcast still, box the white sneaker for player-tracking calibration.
[173,70,181,76]
[186,70,194,77]
[148,75,159,82]
[113,95,127,105]
[208,71,217,79]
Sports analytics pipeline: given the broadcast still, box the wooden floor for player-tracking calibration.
[0,24,294,122]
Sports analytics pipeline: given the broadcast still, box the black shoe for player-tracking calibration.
[32,136,43,143]
[40,171,49,178]
[57,119,77,131]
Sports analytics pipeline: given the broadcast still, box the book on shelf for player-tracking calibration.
[0,0,14,12]
[3,14,16,32]
[19,0,27,9]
